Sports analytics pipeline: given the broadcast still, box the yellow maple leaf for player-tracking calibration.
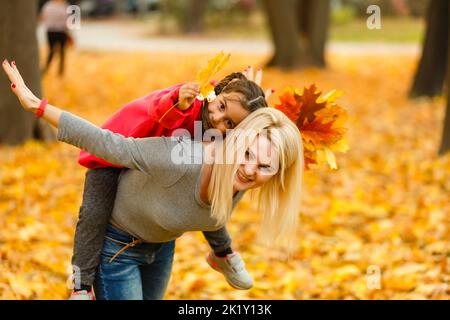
[195,51,231,98]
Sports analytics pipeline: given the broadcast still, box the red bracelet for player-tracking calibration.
[35,99,48,118]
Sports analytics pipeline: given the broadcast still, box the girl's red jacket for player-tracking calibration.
[78,83,203,169]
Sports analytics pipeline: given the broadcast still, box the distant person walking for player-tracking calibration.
[40,0,70,76]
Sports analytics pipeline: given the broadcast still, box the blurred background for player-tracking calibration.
[0,0,448,299]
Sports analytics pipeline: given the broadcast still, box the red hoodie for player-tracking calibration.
[78,83,204,169]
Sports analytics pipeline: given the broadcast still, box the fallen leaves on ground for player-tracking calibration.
[0,51,448,299]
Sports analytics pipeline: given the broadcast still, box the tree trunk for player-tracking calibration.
[137,0,148,16]
[302,0,330,67]
[0,0,55,145]
[183,0,207,34]
[410,0,449,98]
[263,0,313,69]
[439,4,450,155]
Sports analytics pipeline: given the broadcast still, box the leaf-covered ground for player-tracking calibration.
[0,51,448,299]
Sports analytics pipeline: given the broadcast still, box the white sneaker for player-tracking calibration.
[206,251,253,290]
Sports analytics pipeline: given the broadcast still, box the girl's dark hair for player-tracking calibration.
[201,72,268,132]
[214,72,268,113]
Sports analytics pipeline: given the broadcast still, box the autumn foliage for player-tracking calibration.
[274,85,348,170]
[0,51,449,299]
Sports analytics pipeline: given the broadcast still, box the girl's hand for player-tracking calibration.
[2,59,41,113]
[178,82,200,110]
[242,65,274,100]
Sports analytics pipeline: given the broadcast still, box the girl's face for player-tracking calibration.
[206,92,250,135]
[233,135,279,192]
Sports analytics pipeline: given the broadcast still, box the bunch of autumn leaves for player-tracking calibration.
[197,52,349,170]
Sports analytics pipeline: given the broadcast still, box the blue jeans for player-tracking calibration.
[93,224,175,300]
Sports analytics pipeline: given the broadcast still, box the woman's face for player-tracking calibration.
[233,135,279,192]
[206,92,250,135]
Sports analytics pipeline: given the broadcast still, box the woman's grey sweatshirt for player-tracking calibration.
[57,112,244,243]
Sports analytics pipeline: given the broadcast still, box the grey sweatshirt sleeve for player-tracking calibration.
[57,112,190,177]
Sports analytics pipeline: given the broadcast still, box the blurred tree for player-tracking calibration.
[183,0,208,34]
[440,12,450,155]
[410,0,448,98]
[159,0,207,34]
[263,0,330,69]
[410,0,449,97]
[407,0,449,154]
[0,0,55,145]
[407,0,430,17]
[298,0,330,67]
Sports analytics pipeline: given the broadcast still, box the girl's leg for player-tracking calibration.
[71,167,122,289]
[93,225,143,300]
[140,240,175,300]
[202,226,232,255]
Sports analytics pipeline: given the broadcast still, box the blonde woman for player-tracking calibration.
[2,60,303,300]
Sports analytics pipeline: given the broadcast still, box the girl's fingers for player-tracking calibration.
[265,88,275,100]
[254,69,262,85]
[242,67,249,79]
[185,82,200,91]
[247,66,254,81]
[182,89,199,98]
[181,84,200,97]
[188,89,200,96]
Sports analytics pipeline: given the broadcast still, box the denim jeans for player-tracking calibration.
[93,224,175,300]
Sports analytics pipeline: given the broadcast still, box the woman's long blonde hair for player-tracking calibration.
[207,108,304,254]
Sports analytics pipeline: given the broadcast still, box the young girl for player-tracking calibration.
[69,67,269,299]
[3,60,304,300]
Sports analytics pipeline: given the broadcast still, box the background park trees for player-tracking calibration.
[0,0,449,155]
[0,0,54,145]
[408,0,449,154]
[263,0,330,68]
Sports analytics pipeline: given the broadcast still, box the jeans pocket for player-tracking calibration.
[101,237,125,261]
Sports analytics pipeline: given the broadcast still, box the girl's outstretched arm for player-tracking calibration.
[2,59,62,127]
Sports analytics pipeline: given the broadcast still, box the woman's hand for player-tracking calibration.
[2,59,62,128]
[2,59,41,113]
[242,65,274,100]
[178,82,200,110]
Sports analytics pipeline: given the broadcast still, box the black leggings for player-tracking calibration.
[44,31,67,75]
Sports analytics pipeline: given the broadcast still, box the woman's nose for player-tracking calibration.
[243,163,257,177]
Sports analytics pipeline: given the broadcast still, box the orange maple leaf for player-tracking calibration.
[274,84,349,170]
[296,84,327,126]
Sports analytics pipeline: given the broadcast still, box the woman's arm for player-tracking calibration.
[1,60,187,175]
